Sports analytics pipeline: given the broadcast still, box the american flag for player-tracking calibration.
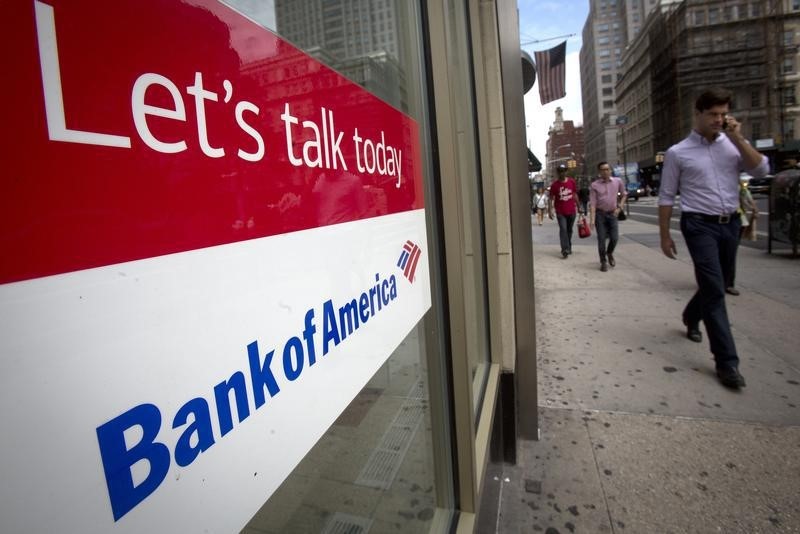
[534,41,567,105]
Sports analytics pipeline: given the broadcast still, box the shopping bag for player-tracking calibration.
[578,216,591,238]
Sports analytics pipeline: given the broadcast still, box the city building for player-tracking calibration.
[615,0,800,184]
[545,107,585,181]
[580,0,659,171]
[0,1,537,533]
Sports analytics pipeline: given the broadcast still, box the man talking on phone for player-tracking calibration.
[658,88,769,389]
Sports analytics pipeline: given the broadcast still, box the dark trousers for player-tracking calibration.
[556,213,576,254]
[680,214,741,369]
[594,211,618,263]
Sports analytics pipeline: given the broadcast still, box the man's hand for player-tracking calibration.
[548,211,554,220]
[660,236,677,259]
[658,205,676,259]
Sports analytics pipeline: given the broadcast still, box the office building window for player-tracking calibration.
[603,87,613,95]
[751,90,761,107]
[785,31,795,46]
[708,7,719,24]
[784,119,795,139]
[783,86,796,106]
[784,57,795,74]
[751,121,762,140]
[750,2,761,17]
[603,99,613,108]
[601,74,612,83]
[723,6,734,21]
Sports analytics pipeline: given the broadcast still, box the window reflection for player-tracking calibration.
[273,0,408,112]
[222,1,454,532]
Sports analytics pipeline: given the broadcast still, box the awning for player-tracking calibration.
[527,148,542,172]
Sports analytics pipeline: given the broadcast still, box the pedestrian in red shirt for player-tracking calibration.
[548,165,580,258]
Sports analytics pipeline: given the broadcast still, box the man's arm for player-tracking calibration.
[589,185,596,226]
[726,116,768,174]
[547,188,554,219]
[659,205,677,259]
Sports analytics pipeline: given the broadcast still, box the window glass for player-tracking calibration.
[221,1,456,532]
[693,10,706,26]
[442,0,492,417]
[784,86,796,106]
[784,118,795,139]
[752,120,762,140]
[751,89,761,107]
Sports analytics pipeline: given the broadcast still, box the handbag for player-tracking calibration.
[578,215,591,238]
[617,209,627,221]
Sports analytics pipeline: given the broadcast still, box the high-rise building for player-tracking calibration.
[580,0,658,171]
[274,0,407,109]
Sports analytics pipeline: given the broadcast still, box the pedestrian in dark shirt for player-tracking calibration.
[578,183,590,215]
[658,88,769,389]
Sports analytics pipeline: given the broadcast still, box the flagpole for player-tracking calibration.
[520,33,576,46]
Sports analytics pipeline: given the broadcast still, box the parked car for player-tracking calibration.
[747,174,773,195]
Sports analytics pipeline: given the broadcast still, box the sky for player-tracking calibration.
[518,0,590,168]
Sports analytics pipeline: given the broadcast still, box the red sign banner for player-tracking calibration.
[0,0,424,284]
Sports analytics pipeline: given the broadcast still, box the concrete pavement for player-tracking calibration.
[478,214,800,533]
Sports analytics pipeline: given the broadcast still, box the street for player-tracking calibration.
[626,194,772,251]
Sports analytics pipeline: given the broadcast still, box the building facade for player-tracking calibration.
[545,107,586,181]
[580,0,659,170]
[0,1,536,533]
[615,0,800,180]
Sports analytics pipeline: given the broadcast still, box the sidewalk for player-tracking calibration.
[479,215,800,533]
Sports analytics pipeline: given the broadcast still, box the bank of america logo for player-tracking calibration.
[397,240,422,283]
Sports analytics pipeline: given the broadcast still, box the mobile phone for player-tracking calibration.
[723,117,730,130]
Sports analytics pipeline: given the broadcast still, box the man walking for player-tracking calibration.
[590,162,627,271]
[658,88,769,389]
[548,164,580,258]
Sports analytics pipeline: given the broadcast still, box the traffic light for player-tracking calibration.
[567,159,576,169]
